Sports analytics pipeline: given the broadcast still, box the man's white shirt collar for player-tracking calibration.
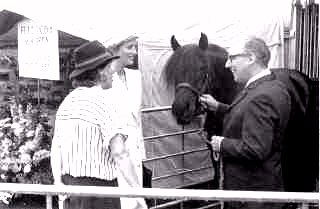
[245,68,271,88]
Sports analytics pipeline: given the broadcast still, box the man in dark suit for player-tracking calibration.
[199,37,291,209]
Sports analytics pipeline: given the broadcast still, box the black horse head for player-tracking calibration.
[163,33,238,127]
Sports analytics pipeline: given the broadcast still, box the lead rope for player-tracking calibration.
[213,148,224,209]
[219,156,224,209]
[199,130,224,209]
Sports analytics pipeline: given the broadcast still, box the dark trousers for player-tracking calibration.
[61,174,121,209]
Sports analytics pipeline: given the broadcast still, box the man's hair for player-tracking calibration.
[244,37,270,68]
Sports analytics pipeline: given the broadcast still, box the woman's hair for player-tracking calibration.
[106,35,138,54]
[71,64,106,88]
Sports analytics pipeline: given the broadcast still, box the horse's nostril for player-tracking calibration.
[172,106,190,125]
[176,117,190,125]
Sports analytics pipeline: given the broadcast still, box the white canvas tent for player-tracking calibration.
[1,0,314,188]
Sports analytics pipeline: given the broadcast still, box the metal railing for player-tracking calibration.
[143,146,208,163]
[143,128,203,141]
[0,183,318,209]
[141,106,211,189]
[141,106,216,209]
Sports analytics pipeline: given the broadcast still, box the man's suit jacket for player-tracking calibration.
[217,73,291,192]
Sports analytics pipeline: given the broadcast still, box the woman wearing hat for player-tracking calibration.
[105,36,148,209]
[51,40,145,209]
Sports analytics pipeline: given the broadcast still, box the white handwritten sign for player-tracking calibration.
[18,20,60,80]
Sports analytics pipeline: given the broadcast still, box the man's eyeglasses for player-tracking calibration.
[228,53,250,63]
[229,53,249,59]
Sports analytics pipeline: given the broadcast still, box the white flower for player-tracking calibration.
[0,192,14,205]
[23,164,32,173]
[20,153,32,164]
[25,119,33,127]
[26,130,35,138]
[0,118,11,127]
[0,152,5,158]
[11,122,24,137]
[18,145,28,153]
[24,140,38,151]
[0,174,6,180]
[10,163,21,173]
[10,122,20,130]
[33,149,50,162]
[34,124,43,138]
[19,118,28,123]
[3,123,11,128]
[15,128,25,137]
[2,138,12,146]
[1,162,9,172]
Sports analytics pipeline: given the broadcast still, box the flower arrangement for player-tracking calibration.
[0,55,59,204]
[0,97,54,186]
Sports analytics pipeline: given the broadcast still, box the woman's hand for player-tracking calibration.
[109,133,141,187]
[109,133,128,163]
[199,94,219,111]
[134,198,148,209]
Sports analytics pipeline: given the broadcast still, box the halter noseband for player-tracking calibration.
[175,72,209,97]
[174,73,209,116]
[175,83,202,96]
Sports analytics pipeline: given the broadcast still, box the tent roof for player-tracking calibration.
[0,0,300,42]
[0,10,88,48]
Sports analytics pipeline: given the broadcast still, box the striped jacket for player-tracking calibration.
[51,86,126,180]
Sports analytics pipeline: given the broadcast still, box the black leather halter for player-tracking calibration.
[174,72,209,115]
[175,82,202,96]
[175,72,209,97]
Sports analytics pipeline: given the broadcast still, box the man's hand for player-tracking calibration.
[199,94,219,111]
[210,136,224,161]
[210,136,224,152]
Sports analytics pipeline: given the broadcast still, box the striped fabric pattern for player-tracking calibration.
[52,86,125,180]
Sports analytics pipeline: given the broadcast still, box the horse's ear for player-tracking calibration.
[171,35,181,51]
[199,32,208,51]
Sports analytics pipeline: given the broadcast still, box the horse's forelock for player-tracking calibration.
[164,44,209,89]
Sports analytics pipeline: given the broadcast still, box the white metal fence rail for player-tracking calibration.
[0,183,318,209]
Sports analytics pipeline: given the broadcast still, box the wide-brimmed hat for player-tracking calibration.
[69,40,119,79]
